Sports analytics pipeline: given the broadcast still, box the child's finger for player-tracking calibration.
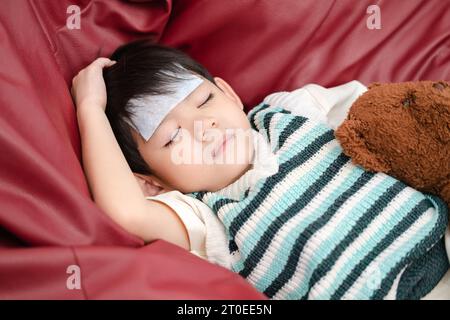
[93,57,116,68]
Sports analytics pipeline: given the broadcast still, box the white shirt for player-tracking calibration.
[145,80,450,298]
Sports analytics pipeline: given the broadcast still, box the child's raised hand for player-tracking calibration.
[71,57,116,112]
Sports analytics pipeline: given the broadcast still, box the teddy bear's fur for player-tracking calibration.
[335,81,450,209]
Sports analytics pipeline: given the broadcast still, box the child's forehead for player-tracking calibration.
[183,77,210,100]
[164,72,210,104]
[146,78,212,138]
[125,70,211,142]
[164,79,210,118]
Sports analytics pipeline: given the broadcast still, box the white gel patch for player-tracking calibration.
[124,68,203,141]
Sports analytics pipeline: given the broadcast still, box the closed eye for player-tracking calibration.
[165,126,181,147]
[197,93,214,108]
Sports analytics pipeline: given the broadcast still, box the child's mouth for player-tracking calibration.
[212,133,234,158]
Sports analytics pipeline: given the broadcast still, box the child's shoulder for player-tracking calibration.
[247,101,294,126]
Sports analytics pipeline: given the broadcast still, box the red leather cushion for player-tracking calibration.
[161,0,450,111]
[0,242,262,299]
[0,0,265,299]
[1,0,449,299]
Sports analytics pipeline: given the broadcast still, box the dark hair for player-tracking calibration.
[103,38,216,175]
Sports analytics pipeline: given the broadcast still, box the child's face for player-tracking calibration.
[132,76,255,194]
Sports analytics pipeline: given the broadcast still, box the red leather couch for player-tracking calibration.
[0,0,449,299]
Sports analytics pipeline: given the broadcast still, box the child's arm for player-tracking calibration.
[72,58,190,250]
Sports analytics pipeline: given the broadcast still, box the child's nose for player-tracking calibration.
[194,117,219,142]
[203,117,218,129]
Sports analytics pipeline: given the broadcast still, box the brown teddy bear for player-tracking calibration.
[335,80,450,209]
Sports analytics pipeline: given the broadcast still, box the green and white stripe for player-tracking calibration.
[187,102,449,300]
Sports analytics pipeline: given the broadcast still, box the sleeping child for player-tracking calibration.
[71,39,450,300]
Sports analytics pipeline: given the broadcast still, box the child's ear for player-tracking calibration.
[214,76,244,110]
[134,173,165,197]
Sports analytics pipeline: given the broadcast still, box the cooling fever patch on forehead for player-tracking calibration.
[124,70,204,141]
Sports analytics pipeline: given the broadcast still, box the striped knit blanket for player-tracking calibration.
[187,102,449,299]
